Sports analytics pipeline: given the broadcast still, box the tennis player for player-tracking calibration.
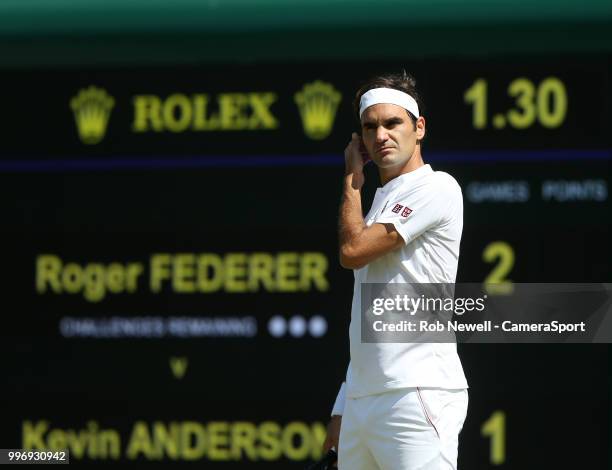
[323,72,468,470]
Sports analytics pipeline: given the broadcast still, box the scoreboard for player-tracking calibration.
[0,57,610,468]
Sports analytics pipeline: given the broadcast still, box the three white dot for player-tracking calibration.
[267,315,328,338]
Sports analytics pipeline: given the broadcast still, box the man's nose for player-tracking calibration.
[375,127,388,143]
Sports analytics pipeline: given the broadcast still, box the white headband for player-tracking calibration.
[359,88,420,119]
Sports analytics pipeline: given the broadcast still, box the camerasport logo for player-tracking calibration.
[390,204,413,217]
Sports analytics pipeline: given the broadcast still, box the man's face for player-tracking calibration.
[360,103,425,169]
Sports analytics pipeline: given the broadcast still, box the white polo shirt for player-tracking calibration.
[333,164,468,412]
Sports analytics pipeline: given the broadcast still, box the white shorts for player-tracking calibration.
[338,387,468,470]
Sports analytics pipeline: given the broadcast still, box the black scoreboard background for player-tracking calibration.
[0,57,611,468]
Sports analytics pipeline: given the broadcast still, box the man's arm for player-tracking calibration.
[339,134,404,270]
[322,382,346,454]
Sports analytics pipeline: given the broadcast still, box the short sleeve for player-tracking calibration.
[375,175,461,244]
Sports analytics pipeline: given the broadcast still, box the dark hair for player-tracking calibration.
[353,70,424,128]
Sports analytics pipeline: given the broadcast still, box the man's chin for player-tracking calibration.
[374,156,401,168]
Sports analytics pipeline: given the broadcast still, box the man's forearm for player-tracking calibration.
[339,173,366,265]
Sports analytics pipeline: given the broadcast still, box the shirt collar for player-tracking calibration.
[379,164,433,194]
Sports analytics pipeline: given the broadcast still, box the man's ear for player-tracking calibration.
[415,116,426,141]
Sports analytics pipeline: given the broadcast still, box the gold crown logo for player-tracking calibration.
[70,86,115,144]
[294,81,342,140]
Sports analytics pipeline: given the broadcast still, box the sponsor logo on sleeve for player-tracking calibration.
[390,204,412,217]
[401,207,413,217]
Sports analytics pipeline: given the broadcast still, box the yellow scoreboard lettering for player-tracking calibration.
[36,255,143,302]
[247,253,275,291]
[23,420,120,460]
[196,254,225,292]
[208,422,231,460]
[36,252,329,300]
[192,94,218,130]
[276,252,299,292]
[281,422,311,460]
[23,420,325,462]
[23,421,50,450]
[247,92,278,129]
[225,253,249,292]
[258,421,282,460]
[126,421,156,460]
[180,422,207,460]
[219,93,249,130]
[152,422,180,460]
[132,95,164,132]
[481,411,506,465]
[172,254,197,293]
[464,77,568,130]
[162,94,192,132]
[132,92,278,133]
[230,422,257,460]
[299,252,329,291]
[149,252,329,294]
